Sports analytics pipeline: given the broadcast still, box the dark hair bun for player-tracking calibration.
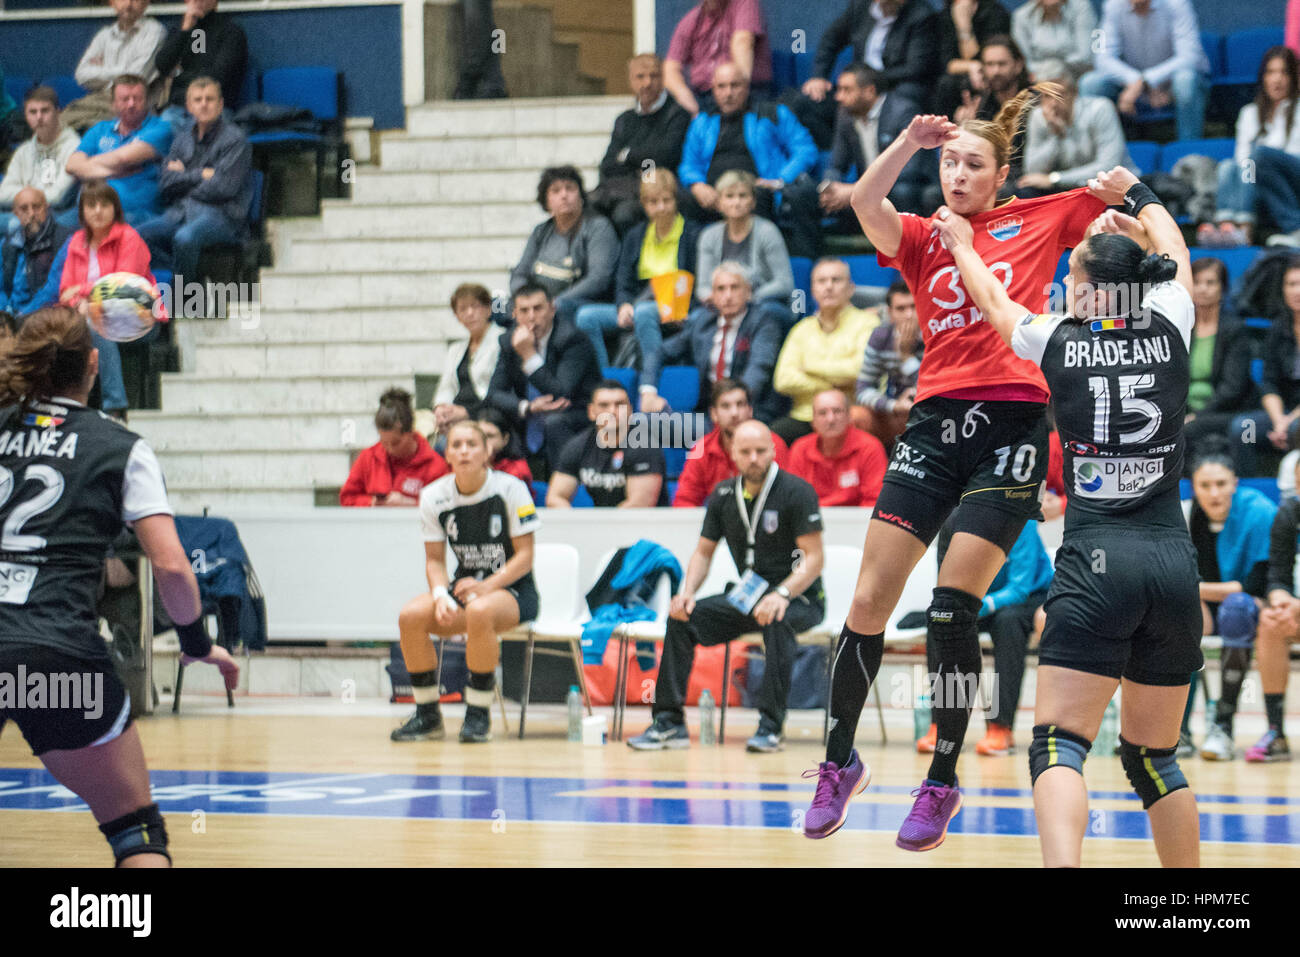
[1137,253,1178,286]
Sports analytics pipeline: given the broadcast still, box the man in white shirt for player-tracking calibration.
[62,0,166,133]
[0,87,80,219]
[1019,70,1131,197]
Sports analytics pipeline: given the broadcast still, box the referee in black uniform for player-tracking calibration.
[629,420,825,753]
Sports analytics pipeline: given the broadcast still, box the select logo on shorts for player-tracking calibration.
[1074,456,1163,499]
[987,216,1023,241]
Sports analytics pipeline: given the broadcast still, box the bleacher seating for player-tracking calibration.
[3,75,32,106]
[1126,141,1160,176]
[1219,26,1285,87]
[196,168,269,288]
[1159,138,1235,172]
[247,66,345,211]
[1189,246,1265,288]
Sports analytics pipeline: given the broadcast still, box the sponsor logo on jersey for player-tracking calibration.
[987,215,1023,241]
[1090,317,1127,332]
[22,413,63,428]
[1068,441,1100,455]
[489,515,502,538]
[1074,456,1164,498]
[0,561,38,604]
[763,509,779,534]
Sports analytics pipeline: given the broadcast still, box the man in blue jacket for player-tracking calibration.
[677,62,821,258]
[0,187,73,318]
[917,517,1054,757]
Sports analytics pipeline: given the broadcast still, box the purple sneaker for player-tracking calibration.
[895,779,963,851]
[802,749,871,839]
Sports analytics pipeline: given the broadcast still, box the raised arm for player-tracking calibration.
[1087,165,1192,295]
[852,115,958,259]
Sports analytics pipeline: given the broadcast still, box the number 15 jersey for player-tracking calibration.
[879,188,1104,403]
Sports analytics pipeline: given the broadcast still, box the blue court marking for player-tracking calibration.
[1,768,1297,844]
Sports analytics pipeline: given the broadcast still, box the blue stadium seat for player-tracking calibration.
[1220,27,1285,87]
[43,75,85,109]
[1126,141,1160,176]
[4,75,33,106]
[790,255,813,314]
[572,485,595,508]
[658,365,700,412]
[248,66,343,211]
[667,480,678,502]
[664,448,688,480]
[844,255,899,290]
[1159,138,1234,172]
[1242,316,1272,333]
[1201,31,1225,82]
[1249,356,1265,383]
[532,480,547,505]
[1052,249,1070,289]
[601,366,636,400]
[1189,245,1264,288]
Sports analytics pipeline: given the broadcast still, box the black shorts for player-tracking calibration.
[874,397,1050,549]
[454,574,539,624]
[0,643,133,756]
[1039,525,1203,686]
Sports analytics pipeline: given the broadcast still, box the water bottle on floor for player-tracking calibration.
[566,686,582,742]
[699,689,716,745]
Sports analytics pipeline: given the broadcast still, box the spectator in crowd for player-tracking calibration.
[590,54,692,234]
[1080,0,1210,142]
[853,279,920,450]
[692,170,795,334]
[1244,49,1300,249]
[629,419,824,752]
[65,0,166,133]
[1186,452,1276,760]
[1018,69,1129,198]
[818,64,931,221]
[1231,259,1300,476]
[673,377,789,507]
[152,0,248,133]
[509,165,619,327]
[771,256,878,444]
[934,0,1013,120]
[792,0,938,151]
[487,281,601,469]
[340,389,450,507]
[477,407,533,486]
[787,389,887,507]
[432,283,501,443]
[677,63,821,258]
[663,0,773,116]
[1250,456,1300,762]
[917,516,1054,756]
[454,0,507,100]
[0,87,80,217]
[58,181,162,420]
[662,261,783,423]
[1206,47,1298,249]
[577,169,699,414]
[1011,0,1097,83]
[1182,258,1258,465]
[0,188,74,317]
[65,75,172,227]
[548,379,667,507]
[134,77,250,294]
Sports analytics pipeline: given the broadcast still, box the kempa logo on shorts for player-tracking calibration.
[1074,456,1164,498]
[0,667,102,719]
[49,887,151,937]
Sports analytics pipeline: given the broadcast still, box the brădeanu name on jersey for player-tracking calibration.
[1061,335,1173,369]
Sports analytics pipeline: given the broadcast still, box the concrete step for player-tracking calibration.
[258,270,502,310]
[132,409,379,452]
[404,97,624,136]
[161,372,418,414]
[155,448,353,487]
[166,488,318,512]
[348,167,596,204]
[315,200,538,238]
[179,309,463,343]
[191,338,447,376]
[281,234,521,272]
[379,132,608,171]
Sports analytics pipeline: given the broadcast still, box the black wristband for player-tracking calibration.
[175,617,213,657]
[1122,182,1163,219]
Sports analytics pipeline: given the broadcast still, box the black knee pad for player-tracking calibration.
[1118,736,1189,810]
[927,587,983,643]
[1028,723,1091,785]
[99,803,170,866]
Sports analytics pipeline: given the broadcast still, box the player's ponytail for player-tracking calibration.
[375,388,414,433]
[0,306,92,408]
[1078,234,1178,318]
[961,81,1062,170]
[1137,253,1179,287]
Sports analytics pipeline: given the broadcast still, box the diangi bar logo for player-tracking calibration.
[987,215,1023,241]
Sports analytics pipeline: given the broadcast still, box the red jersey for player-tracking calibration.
[787,428,888,507]
[339,434,449,506]
[878,188,1103,404]
[672,427,790,507]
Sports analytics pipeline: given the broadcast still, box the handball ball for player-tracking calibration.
[87,272,159,342]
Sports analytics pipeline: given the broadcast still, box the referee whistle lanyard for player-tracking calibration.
[735,462,779,570]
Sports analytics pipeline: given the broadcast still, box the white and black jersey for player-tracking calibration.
[420,470,541,588]
[0,399,172,658]
[1012,281,1195,526]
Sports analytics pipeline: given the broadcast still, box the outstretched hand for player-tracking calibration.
[905,114,961,151]
[181,644,240,692]
[1087,166,1140,206]
[933,205,974,251]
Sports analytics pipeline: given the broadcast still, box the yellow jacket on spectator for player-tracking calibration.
[774,306,880,422]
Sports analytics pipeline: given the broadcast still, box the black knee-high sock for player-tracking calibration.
[825,625,883,767]
[1215,646,1253,735]
[926,587,984,787]
[1266,692,1286,733]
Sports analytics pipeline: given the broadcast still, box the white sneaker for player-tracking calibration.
[1200,723,1236,761]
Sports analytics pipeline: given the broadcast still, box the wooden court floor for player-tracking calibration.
[2,702,1298,867]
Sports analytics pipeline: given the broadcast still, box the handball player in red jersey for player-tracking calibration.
[802,87,1107,850]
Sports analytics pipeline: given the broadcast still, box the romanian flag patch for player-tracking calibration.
[22,413,64,428]
[1090,318,1127,332]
